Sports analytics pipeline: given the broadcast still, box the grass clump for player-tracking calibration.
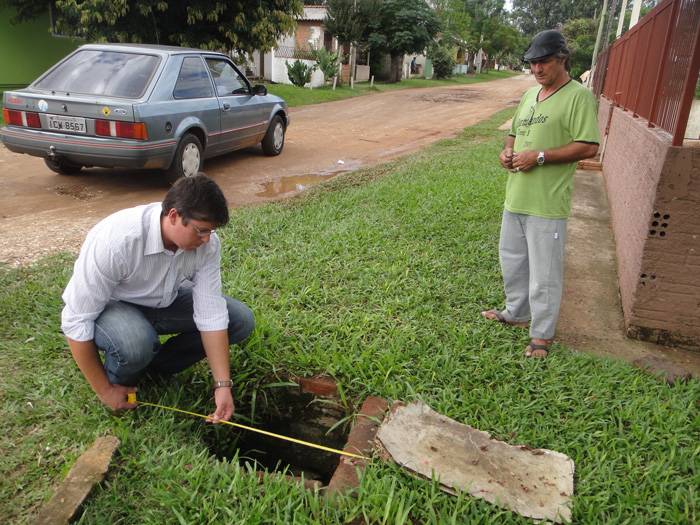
[1,108,698,524]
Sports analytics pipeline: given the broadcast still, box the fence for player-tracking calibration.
[592,0,700,146]
[275,46,316,60]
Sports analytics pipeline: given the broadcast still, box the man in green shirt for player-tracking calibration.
[481,30,600,358]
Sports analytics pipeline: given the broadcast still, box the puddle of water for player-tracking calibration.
[256,171,348,198]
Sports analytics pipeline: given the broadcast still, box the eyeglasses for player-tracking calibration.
[188,220,216,237]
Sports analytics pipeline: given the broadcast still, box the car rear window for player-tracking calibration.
[34,49,161,98]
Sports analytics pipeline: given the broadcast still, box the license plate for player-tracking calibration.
[47,114,87,133]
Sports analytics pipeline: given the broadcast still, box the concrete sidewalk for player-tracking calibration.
[557,168,700,382]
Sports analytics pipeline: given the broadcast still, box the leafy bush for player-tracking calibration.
[561,18,598,83]
[430,44,457,79]
[496,53,523,71]
[313,47,341,84]
[285,60,317,87]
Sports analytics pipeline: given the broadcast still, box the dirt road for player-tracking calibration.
[0,74,536,267]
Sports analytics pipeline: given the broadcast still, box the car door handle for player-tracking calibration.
[222,104,231,110]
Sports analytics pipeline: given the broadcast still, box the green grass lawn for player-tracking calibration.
[1,88,699,523]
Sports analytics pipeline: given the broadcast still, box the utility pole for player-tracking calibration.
[616,0,628,38]
[476,33,484,75]
[629,0,643,28]
[350,0,357,88]
[590,0,610,81]
[604,0,618,49]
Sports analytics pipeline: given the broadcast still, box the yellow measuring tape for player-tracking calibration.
[127,393,367,460]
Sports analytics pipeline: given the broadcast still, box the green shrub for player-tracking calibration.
[313,47,341,84]
[285,59,317,87]
[430,44,457,79]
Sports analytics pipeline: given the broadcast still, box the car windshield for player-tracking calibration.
[34,49,161,98]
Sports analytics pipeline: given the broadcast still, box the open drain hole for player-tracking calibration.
[206,384,351,486]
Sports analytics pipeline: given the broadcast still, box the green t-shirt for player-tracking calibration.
[506,79,600,219]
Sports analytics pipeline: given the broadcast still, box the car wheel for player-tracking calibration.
[44,157,83,175]
[261,115,285,156]
[166,133,203,183]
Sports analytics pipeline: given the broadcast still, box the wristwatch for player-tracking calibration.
[213,380,233,389]
[537,151,546,166]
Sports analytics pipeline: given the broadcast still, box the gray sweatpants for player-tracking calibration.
[499,209,568,340]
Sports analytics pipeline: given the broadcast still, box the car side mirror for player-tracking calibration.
[253,84,267,96]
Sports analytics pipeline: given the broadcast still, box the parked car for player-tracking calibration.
[0,43,290,182]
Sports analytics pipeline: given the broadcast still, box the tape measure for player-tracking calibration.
[126,393,367,460]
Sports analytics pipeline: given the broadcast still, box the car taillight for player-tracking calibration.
[95,120,147,140]
[3,108,42,128]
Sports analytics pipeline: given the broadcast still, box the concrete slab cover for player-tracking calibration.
[375,401,574,523]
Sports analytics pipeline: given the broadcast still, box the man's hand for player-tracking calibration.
[207,387,235,423]
[511,149,539,172]
[499,147,516,171]
[97,384,138,412]
[201,329,234,423]
[67,337,138,412]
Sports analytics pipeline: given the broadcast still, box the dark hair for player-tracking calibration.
[161,174,229,227]
[555,49,572,72]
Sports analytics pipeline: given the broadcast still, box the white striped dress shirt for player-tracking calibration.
[61,203,228,342]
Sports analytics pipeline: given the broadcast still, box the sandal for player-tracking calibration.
[480,309,527,327]
[525,340,550,359]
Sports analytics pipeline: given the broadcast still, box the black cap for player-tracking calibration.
[523,30,567,61]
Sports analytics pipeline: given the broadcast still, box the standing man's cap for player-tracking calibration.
[523,30,567,61]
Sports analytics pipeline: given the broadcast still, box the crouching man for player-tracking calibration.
[61,174,255,422]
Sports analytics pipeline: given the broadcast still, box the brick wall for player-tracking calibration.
[340,63,350,84]
[295,22,313,48]
[600,98,700,350]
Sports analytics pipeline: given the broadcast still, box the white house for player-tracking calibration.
[244,5,371,88]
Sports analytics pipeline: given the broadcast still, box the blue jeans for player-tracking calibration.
[94,290,255,386]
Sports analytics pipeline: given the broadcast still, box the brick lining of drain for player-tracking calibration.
[205,374,388,492]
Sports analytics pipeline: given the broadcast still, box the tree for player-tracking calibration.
[561,18,598,81]
[511,0,599,37]
[435,0,519,74]
[466,0,512,73]
[0,0,49,23]
[323,0,375,47]
[433,0,475,54]
[367,0,441,83]
[0,0,304,58]
[323,0,380,84]
[562,6,653,82]
[480,18,523,71]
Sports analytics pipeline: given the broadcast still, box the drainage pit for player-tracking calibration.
[206,383,350,486]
